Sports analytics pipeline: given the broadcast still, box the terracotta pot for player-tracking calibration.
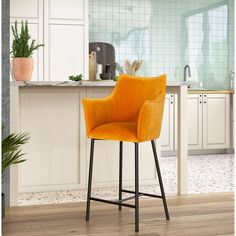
[12,58,34,82]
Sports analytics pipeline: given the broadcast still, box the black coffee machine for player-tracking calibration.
[89,42,116,80]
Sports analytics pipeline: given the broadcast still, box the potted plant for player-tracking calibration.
[10,20,44,81]
[2,132,29,219]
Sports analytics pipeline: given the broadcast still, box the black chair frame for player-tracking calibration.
[85,139,170,232]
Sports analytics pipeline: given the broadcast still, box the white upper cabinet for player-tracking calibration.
[188,94,202,150]
[10,0,38,18]
[10,0,88,81]
[203,94,230,149]
[48,25,84,81]
[49,0,84,20]
[45,0,87,81]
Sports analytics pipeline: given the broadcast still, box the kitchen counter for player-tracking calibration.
[10,80,234,206]
[11,80,189,87]
[10,80,189,206]
[11,81,234,94]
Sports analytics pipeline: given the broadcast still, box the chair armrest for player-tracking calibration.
[137,98,165,142]
[82,97,115,135]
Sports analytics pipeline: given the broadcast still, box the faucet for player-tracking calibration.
[184,65,191,82]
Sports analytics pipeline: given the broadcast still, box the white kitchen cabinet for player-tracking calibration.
[203,94,230,149]
[44,0,87,81]
[18,88,87,192]
[10,0,88,81]
[188,93,230,150]
[48,24,84,81]
[231,94,234,148]
[49,0,84,20]
[188,94,202,149]
[10,0,39,18]
[160,94,174,151]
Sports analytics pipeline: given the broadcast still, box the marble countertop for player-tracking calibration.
[10,81,234,93]
[10,80,190,87]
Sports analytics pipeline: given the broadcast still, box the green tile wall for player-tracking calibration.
[89,0,234,89]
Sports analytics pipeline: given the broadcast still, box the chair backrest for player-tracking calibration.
[112,74,166,122]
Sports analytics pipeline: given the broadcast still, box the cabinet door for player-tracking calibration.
[19,89,86,192]
[49,0,84,20]
[44,0,87,81]
[188,94,203,150]
[203,94,230,149]
[160,94,174,151]
[10,0,38,18]
[48,24,84,81]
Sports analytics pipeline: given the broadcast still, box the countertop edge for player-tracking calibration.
[10,80,190,87]
[188,90,234,94]
[10,81,234,94]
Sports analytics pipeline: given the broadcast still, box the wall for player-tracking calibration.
[89,0,234,90]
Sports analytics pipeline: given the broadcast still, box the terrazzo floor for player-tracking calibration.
[19,154,234,206]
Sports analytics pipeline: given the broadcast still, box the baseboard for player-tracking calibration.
[162,148,234,157]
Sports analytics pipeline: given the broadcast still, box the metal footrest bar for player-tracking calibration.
[90,197,136,208]
[117,193,144,203]
[121,189,163,199]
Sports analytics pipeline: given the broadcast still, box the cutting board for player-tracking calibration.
[89,42,116,78]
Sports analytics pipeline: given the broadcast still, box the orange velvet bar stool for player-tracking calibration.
[82,74,170,232]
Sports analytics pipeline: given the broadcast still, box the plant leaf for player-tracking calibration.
[10,20,44,57]
[2,132,30,180]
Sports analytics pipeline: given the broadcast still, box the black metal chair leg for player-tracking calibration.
[151,140,170,220]
[119,141,123,211]
[135,143,139,232]
[86,139,95,221]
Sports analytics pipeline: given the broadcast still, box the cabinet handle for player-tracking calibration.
[170,94,174,104]
[199,95,202,104]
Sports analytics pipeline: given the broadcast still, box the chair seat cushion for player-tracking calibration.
[88,122,138,142]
